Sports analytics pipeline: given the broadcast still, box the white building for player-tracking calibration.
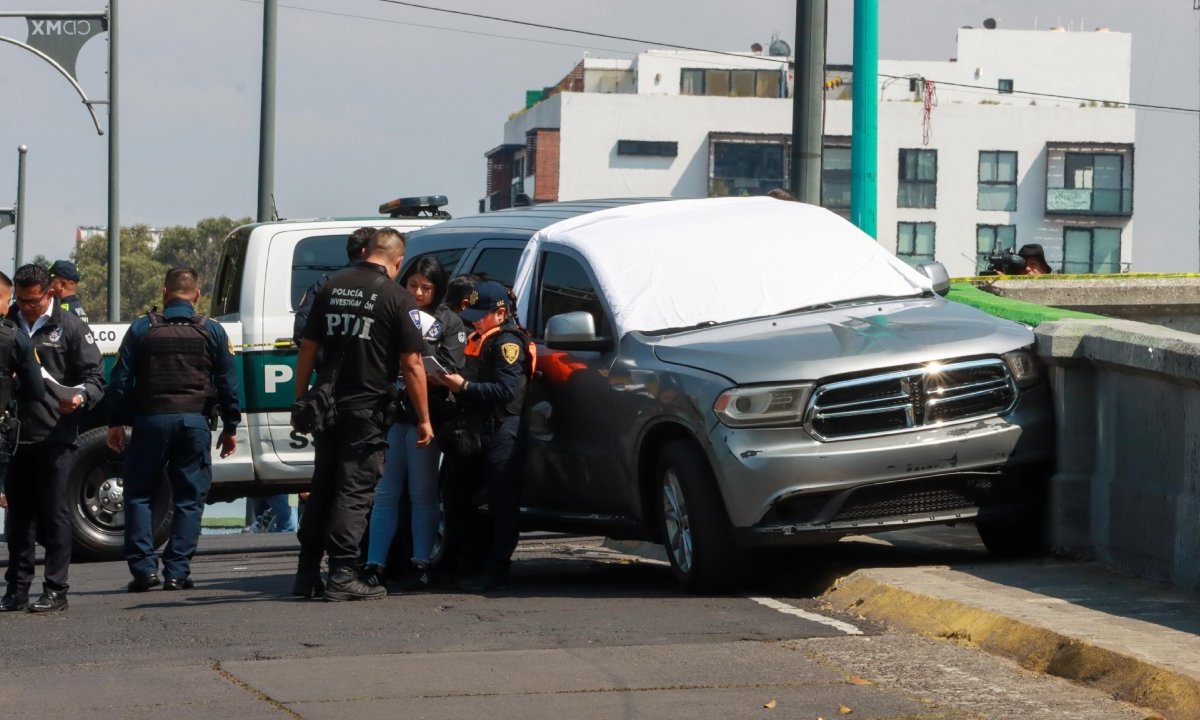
[485,26,1134,277]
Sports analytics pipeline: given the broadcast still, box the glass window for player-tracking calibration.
[469,247,523,289]
[404,248,467,282]
[731,70,756,97]
[897,222,935,266]
[535,253,608,339]
[756,70,781,98]
[976,225,1016,273]
[711,140,787,197]
[211,233,248,317]
[290,234,348,311]
[617,140,678,157]
[680,69,704,96]
[1063,227,1122,273]
[705,69,730,96]
[998,78,1013,94]
[898,149,937,208]
[978,150,1018,211]
[1064,153,1126,213]
[821,146,852,209]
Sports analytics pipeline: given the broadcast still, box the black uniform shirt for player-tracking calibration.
[461,326,529,414]
[302,262,425,411]
[0,320,45,405]
[59,295,89,324]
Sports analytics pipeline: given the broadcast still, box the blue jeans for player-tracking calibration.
[367,423,441,566]
[251,494,298,532]
[123,413,212,580]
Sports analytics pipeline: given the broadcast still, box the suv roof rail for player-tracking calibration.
[379,195,451,219]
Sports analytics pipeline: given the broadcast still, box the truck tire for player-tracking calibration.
[69,427,172,561]
[656,440,742,593]
[976,474,1050,559]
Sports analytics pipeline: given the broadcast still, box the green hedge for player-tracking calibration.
[946,283,1103,327]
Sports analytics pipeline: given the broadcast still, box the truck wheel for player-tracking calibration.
[69,427,172,561]
[977,475,1049,559]
[657,440,741,593]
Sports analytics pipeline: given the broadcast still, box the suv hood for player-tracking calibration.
[650,298,1032,384]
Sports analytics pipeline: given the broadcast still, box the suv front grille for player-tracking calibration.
[805,358,1017,441]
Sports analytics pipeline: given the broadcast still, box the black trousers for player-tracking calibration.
[445,414,525,573]
[296,407,388,566]
[5,441,73,597]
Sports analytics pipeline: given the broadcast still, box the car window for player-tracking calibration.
[535,252,609,339]
[469,248,523,288]
[406,248,467,279]
[211,233,248,317]
[291,234,347,310]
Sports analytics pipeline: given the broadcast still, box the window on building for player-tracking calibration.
[617,140,678,157]
[710,136,788,197]
[998,78,1013,94]
[976,225,1016,274]
[978,151,1017,211]
[290,234,347,310]
[535,252,609,339]
[1065,152,1125,213]
[898,149,937,208]
[680,68,782,98]
[1063,227,1121,274]
[822,145,851,209]
[897,222,936,266]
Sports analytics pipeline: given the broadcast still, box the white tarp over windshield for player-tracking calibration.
[513,197,933,336]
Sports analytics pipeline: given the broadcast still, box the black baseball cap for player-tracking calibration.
[459,281,509,323]
[49,260,80,282]
[1017,244,1045,259]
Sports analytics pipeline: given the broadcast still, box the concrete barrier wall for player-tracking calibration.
[1036,319,1200,592]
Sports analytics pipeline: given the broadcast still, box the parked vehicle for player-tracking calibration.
[69,197,450,559]
[406,196,1055,592]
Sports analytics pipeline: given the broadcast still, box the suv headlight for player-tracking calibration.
[1001,346,1041,389]
[713,384,812,428]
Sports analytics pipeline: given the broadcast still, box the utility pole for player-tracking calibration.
[850,0,878,238]
[257,0,277,222]
[107,0,120,321]
[790,0,827,205]
[15,145,27,267]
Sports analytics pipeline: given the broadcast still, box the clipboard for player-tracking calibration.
[422,355,450,377]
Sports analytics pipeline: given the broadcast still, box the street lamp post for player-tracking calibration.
[16,145,27,267]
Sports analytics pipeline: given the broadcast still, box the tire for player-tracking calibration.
[69,427,172,561]
[656,440,742,593]
[976,474,1049,559]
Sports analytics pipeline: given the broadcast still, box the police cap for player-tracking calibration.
[49,260,80,282]
[459,281,509,323]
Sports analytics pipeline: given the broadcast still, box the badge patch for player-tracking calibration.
[457,331,466,343]
[408,308,422,328]
[426,320,443,341]
[84,333,94,345]
[49,327,63,342]
[500,343,520,365]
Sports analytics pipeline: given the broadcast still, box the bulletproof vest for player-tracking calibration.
[463,325,534,417]
[0,318,17,412]
[132,312,213,415]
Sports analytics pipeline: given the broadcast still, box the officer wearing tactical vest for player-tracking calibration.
[0,270,46,530]
[436,281,534,592]
[3,264,104,613]
[48,260,89,325]
[106,268,241,593]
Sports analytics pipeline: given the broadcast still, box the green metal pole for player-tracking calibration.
[850,0,877,238]
[257,0,277,222]
[107,0,120,321]
[15,145,27,267]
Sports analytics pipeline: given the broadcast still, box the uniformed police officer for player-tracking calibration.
[3,264,104,613]
[436,281,533,592]
[106,268,241,592]
[292,227,432,601]
[292,227,372,345]
[0,270,45,578]
[48,260,89,324]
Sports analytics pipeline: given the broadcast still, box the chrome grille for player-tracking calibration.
[806,358,1017,441]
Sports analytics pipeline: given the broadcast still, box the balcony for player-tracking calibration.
[1046,187,1133,216]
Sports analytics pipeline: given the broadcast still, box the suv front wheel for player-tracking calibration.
[656,440,741,593]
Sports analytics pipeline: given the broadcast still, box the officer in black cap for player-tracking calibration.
[106,267,241,593]
[48,260,89,324]
[436,280,533,592]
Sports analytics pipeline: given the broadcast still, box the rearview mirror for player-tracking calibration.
[545,311,612,351]
[916,262,951,297]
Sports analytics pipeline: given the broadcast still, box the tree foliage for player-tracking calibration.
[72,216,251,322]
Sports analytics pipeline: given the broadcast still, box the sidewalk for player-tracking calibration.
[821,560,1200,720]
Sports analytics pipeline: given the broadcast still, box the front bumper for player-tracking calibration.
[707,385,1054,543]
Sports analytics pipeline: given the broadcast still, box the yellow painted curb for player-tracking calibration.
[824,571,1200,720]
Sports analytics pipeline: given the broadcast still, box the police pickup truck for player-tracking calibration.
[66,197,450,560]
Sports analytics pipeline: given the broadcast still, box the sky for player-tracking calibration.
[0,0,1197,272]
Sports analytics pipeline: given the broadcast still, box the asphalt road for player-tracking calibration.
[0,528,1151,719]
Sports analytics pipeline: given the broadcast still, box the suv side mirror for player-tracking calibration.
[545,311,612,351]
[916,262,951,297]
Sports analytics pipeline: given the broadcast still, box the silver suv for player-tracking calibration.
[406,197,1055,592]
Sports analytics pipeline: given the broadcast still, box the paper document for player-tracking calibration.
[41,368,86,402]
[422,355,450,377]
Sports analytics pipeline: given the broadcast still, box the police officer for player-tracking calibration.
[106,268,241,592]
[3,264,104,613]
[0,270,45,565]
[48,260,90,324]
[292,227,432,601]
[292,227,372,345]
[437,281,533,592]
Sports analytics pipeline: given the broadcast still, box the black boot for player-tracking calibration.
[324,562,386,602]
[291,554,325,598]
